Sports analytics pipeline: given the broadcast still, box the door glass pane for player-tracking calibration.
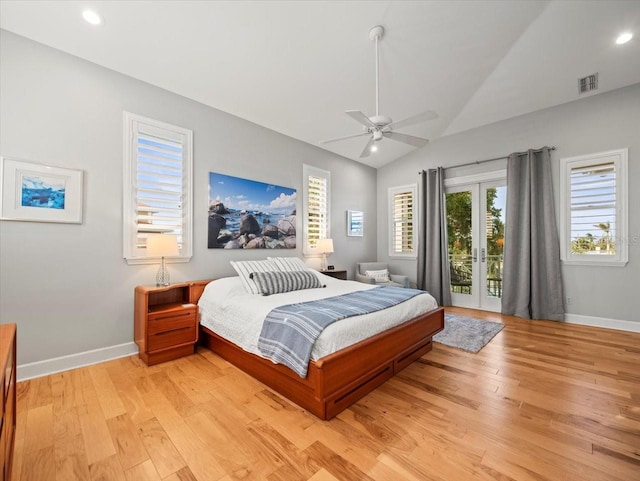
[446,191,473,295]
[485,186,506,298]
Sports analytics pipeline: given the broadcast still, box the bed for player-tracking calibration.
[195,271,444,420]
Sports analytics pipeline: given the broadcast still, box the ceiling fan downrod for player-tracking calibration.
[369,25,384,118]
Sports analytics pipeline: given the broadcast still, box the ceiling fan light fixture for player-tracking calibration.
[82,9,103,26]
[616,32,633,45]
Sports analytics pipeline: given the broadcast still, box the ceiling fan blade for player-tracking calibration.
[387,110,438,130]
[346,110,376,128]
[319,131,369,144]
[359,137,375,158]
[384,131,429,148]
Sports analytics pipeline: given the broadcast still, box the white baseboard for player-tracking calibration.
[16,313,639,381]
[17,342,139,381]
[564,313,640,333]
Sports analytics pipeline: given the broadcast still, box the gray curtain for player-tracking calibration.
[502,147,565,320]
[417,167,451,306]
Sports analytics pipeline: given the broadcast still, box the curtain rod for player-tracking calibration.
[418,146,556,174]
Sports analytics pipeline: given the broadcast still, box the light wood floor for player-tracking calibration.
[12,308,640,481]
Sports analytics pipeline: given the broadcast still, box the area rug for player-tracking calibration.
[433,314,504,353]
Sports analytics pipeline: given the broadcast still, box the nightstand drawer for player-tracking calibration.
[148,304,197,321]
[148,309,196,335]
[148,326,196,351]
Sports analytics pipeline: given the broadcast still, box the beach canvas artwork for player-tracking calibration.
[1,157,83,223]
[208,172,297,249]
[21,173,66,209]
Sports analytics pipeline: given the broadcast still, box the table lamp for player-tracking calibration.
[316,238,334,271]
[146,234,179,286]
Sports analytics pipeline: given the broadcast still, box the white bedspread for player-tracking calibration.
[198,272,438,361]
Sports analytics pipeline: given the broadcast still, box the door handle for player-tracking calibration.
[473,248,477,262]
[481,248,486,262]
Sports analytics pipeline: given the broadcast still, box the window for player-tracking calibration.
[123,112,193,264]
[303,164,330,255]
[389,184,417,258]
[559,148,628,267]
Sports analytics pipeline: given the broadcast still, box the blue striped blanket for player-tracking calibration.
[257,286,425,378]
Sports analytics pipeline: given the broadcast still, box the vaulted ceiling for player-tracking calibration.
[2,1,639,168]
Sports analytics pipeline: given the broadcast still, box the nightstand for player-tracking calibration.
[319,269,347,280]
[134,281,210,365]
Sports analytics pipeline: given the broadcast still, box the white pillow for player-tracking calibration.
[364,268,390,283]
[230,259,280,294]
[268,256,311,272]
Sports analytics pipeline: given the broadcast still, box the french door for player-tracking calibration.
[445,177,506,312]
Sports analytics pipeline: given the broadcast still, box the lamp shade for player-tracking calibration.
[146,234,179,257]
[316,238,334,254]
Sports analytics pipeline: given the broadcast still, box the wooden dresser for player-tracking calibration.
[134,281,210,366]
[0,324,16,481]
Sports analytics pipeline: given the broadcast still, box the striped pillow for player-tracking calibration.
[250,270,324,296]
[268,256,311,272]
[230,259,280,294]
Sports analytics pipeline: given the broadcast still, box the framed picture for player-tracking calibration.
[208,172,296,249]
[347,210,364,237]
[0,157,84,224]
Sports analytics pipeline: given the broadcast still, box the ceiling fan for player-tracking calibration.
[320,25,438,158]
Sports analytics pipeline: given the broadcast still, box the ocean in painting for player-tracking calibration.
[21,175,66,209]
[224,210,277,232]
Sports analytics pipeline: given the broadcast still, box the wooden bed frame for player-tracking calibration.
[192,282,444,420]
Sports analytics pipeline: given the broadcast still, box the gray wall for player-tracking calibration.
[0,31,377,366]
[377,82,640,324]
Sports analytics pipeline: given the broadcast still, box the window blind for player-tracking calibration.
[570,162,616,255]
[306,174,328,248]
[392,190,414,254]
[135,130,185,249]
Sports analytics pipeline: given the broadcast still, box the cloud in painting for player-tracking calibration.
[269,192,296,210]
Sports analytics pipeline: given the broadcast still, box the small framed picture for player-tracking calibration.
[347,210,364,237]
[1,157,84,224]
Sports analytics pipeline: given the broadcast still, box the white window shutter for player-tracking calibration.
[303,165,331,255]
[389,185,417,258]
[569,162,616,255]
[560,148,628,267]
[124,112,193,264]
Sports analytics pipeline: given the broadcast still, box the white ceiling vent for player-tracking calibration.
[578,73,598,94]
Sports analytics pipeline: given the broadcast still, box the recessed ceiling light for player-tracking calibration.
[615,32,633,45]
[371,145,378,152]
[82,10,103,26]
